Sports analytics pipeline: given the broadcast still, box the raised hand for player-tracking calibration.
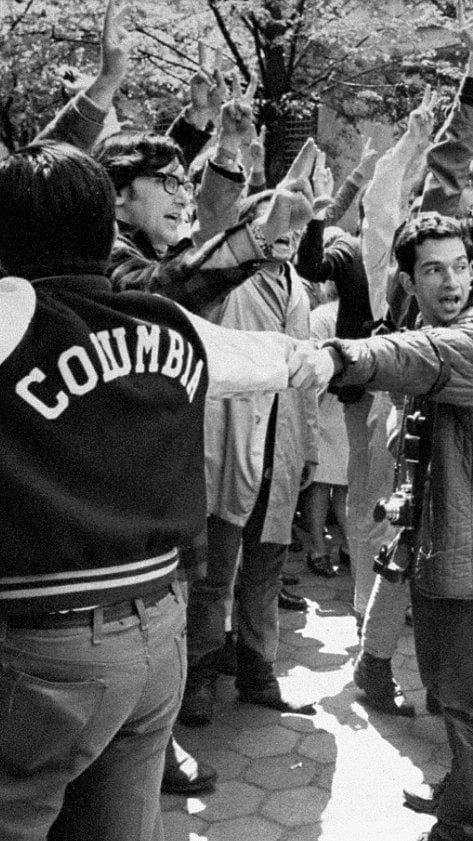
[407,84,438,140]
[188,42,227,129]
[458,0,473,53]
[219,70,258,144]
[357,135,379,176]
[85,0,132,111]
[312,148,334,199]
[249,124,266,172]
[100,0,132,86]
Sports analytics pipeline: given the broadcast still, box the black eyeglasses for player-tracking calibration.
[142,170,194,196]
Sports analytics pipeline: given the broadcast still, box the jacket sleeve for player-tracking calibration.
[295,219,327,285]
[362,130,430,321]
[421,74,473,216]
[167,112,214,168]
[192,160,246,247]
[182,308,296,397]
[34,92,108,151]
[324,168,365,226]
[325,322,473,406]
[109,223,266,314]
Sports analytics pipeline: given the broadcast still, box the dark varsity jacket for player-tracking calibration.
[0,274,209,615]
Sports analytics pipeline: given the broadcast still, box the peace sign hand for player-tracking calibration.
[407,84,438,141]
[189,43,227,128]
[220,70,258,141]
[100,0,133,86]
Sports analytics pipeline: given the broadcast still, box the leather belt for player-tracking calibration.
[5,584,175,630]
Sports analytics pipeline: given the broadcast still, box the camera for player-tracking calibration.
[373,485,414,528]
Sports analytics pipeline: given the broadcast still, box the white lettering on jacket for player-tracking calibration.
[15,323,203,419]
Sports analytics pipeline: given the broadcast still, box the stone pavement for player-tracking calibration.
[162,533,450,841]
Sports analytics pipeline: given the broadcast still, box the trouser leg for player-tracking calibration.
[300,482,331,557]
[414,597,473,841]
[362,573,410,660]
[345,392,396,616]
[238,474,287,663]
[331,484,349,555]
[185,515,242,668]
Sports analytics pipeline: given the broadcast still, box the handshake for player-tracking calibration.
[287,341,343,391]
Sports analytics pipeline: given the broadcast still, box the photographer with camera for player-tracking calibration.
[314,210,473,841]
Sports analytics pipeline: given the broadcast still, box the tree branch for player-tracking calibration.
[287,0,307,84]
[206,0,250,80]
[9,0,37,33]
[135,25,200,70]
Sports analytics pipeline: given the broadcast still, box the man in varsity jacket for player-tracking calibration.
[0,126,330,841]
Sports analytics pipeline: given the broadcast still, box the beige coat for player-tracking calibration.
[203,263,318,544]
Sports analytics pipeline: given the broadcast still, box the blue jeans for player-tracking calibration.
[0,584,187,841]
[411,589,473,841]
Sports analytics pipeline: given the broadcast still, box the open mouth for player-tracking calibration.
[439,295,461,306]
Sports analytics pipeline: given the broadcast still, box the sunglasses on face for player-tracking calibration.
[145,171,194,196]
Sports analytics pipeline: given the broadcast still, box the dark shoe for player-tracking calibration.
[178,656,220,727]
[426,687,442,715]
[338,547,351,568]
[219,631,237,676]
[289,537,303,553]
[278,586,308,612]
[235,640,316,715]
[178,680,215,727]
[161,736,217,795]
[403,773,449,815]
[353,651,415,716]
[405,604,413,626]
[307,552,337,578]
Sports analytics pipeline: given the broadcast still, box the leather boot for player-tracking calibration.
[161,735,217,794]
[403,773,449,815]
[178,653,220,727]
[235,640,316,715]
[353,651,415,716]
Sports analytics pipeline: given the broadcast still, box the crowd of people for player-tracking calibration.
[2,1,473,840]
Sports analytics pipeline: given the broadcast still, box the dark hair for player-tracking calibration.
[0,141,116,279]
[93,129,185,192]
[393,212,466,278]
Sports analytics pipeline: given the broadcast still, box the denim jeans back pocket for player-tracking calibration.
[0,663,106,775]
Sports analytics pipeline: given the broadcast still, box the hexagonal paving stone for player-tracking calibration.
[207,816,283,841]
[162,811,207,841]
[287,824,323,841]
[202,747,250,781]
[225,700,281,730]
[299,730,337,763]
[196,781,264,822]
[262,786,331,826]
[233,725,299,758]
[244,754,319,789]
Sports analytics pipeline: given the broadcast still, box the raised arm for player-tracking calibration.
[362,86,437,321]
[193,70,257,244]
[325,136,379,226]
[36,0,130,150]
[421,0,473,215]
